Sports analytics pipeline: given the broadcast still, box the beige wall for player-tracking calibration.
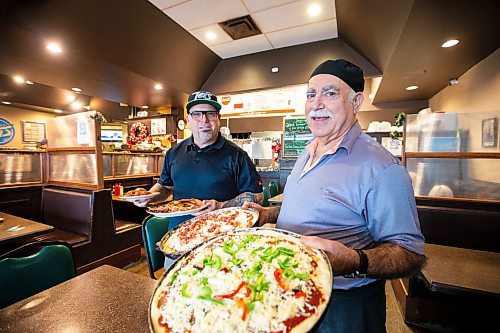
[429,50,500,184]
[0,105,56,147]
[430,49,500,113]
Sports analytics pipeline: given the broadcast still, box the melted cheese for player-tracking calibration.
[155,229,330,333]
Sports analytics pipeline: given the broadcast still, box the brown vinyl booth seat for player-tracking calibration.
[400,201,500,332]
[27,187,142,273]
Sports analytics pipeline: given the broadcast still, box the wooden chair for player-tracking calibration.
[0,241,76,308]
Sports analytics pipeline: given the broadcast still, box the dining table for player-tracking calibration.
[0,212,54,246]
[0,264,157,332]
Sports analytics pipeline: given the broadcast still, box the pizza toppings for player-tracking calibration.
[124,188,151,196]
[158,208,259,257]
[148,198,205,213]
[151,229,332,333]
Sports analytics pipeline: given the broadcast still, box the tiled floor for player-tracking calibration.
[124,247,425,333]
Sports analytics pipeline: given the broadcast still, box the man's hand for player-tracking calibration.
[242,202,279,226]
[133,197,153,207]
[191,199,221,215]
[300,236,359,276]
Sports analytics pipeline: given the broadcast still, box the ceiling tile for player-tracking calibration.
[210,35,273,58]
[242,0,296,13]
[164,0,249,31]
[267,19,338,48]
[190,24,233,46]
[252,0,336,33]
[149,0,188,10]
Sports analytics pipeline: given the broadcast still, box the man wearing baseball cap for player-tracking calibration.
[245,59,425,332]
[134,90,263,230]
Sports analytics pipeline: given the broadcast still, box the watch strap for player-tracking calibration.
[343,249,368,278]
[355,249,368,275]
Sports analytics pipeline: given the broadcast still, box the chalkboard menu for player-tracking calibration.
[282,117,313,157]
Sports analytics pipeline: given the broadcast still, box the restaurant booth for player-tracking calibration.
[0,111,158,273]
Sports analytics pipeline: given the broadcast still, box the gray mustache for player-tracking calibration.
[308,110,333,118]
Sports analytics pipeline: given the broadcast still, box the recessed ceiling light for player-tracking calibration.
[66,94,76,102]
[206,31,217,41]
[405,85,419,91]
[271,67,279,73]
[54,109,63,113]
[25,80,34,85]
[141,105,149,109]
[307,4,321,17]
[70,101,82,110]
[442,39,459,48]
[46,42,62,53]
[13,76,25,84]
[119,103,128,107]
[154,83,163,90]
[1,101,12,105]
[71,87,82,92]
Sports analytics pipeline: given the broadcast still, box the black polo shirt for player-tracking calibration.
[159,133,261,202]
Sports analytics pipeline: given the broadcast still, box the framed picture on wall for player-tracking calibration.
[21,121,46,143]
[151,118,167,135]
[481,117,498,148]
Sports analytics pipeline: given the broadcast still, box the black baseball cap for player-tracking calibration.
[186,91,222,112]
[310,59,365,92]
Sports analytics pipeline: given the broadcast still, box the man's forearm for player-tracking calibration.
[364,243,426,279]
[222,192,263,208]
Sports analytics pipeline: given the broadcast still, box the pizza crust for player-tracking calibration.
[157,207,259,258]
[150,228,333,333]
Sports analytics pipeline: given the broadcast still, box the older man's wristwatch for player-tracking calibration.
[344,249,368,278]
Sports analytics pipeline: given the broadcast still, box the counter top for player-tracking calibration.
[0,265,157,333]
[421,244,500,297]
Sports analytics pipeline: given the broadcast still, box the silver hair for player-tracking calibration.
[348,88,357,102]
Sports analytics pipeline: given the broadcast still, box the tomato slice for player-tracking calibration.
[274,269,288,291]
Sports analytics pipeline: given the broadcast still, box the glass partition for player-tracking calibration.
[102,152,164,179]
[48,153,98,185]
[47,111,101,188]
[405,111,500,202]
[0,151,43,186]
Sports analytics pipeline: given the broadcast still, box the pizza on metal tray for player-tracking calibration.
[148,198,205,214]
[150,228,333,333]
[158,207,259,258]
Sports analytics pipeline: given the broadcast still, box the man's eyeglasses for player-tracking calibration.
[189,110,219,120]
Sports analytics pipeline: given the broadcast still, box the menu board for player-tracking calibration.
[282,117,313,158]
[21,121,46,143]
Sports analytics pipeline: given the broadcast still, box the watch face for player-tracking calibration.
[177,119,185,131]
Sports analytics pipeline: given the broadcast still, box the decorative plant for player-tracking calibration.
[90,111,107,124]
[390,112,405,139]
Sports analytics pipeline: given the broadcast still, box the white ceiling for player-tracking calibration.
[149,0,337,59]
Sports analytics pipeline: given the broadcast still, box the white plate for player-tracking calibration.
[119,192,159,202]
[146,204,208,218]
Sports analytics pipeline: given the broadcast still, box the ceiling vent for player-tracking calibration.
[218,15,262,40]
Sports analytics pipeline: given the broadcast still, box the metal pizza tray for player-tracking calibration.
[148,227,334,333]
[156,207,260,260]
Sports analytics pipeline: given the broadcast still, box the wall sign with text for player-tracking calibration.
[282,117,313,158]
[21,121,46,143]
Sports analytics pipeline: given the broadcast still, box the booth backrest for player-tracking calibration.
[417,205,500,253]
[42,188,93,237]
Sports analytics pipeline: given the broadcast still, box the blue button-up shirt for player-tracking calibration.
[277,122,425,289]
